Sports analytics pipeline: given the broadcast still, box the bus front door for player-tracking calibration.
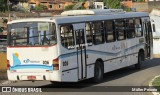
[144,21,153,59]
[75,29,87,80]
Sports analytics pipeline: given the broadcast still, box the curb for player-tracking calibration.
[0,74,7,80]
[0,80,18,85]
[149,75,160,95]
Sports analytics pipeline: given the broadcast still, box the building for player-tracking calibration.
[150,9,160,58]
[94,2,104,9]
[10,0,29,11]
[28,0,74,11]
[121,0,148,12]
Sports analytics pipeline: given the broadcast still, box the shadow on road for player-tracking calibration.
[38,58,160,91]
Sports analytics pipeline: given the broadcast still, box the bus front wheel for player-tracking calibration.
[93,61,104,83]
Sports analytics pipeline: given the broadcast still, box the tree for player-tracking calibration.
[137,0,145,2]
[121,5,131,12]
[35,4,47,11]
[79,0,86,2]
[0,0,7,12]
[65,5,74,10]
[103,0,121,9]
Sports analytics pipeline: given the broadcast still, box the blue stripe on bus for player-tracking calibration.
[10,64,53,71]
[59,43,145,59]
[10,43,144,70]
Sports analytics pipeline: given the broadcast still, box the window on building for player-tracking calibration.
[92,22,105,45]
[58,4,62,9]
[60,25,75,49]
[115,19,126,40]
[104,20,115,42]
[49,4,52,8]
[135,19,143,37]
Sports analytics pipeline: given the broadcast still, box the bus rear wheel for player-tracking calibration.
[135,51,144,69]
[93,61,104,83]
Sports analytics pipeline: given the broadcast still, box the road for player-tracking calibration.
[1,58,160,95]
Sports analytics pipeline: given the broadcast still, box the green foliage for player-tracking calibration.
[78,6,85,10]
[103,0,121,9]
[65,5,74,10]
[35,4,47,11]
[79,0,86,2]
[121,5,131,12]
[0,0,8,12]
[137,0,145,2]
[152,76,160,92]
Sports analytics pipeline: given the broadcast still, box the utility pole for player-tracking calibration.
[7,0,11,21]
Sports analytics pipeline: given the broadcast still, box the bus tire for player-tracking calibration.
[50,81,60,86]
[93,61,104,83]
[135,51,144,69]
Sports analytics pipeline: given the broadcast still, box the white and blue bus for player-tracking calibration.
[7,9,153,82]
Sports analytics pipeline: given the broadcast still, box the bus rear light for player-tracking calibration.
[46,70,50,72]
[12,70,17,72]
[53,58,59,64]
[53,64,59,70]
[53,58,59,70]
[7,60,10,70]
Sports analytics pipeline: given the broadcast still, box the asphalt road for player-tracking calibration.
[1,58,160,95]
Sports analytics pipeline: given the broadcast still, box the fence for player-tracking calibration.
[0,35,7,75]
[0,35,7,52]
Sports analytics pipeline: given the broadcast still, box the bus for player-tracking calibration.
[7,9,153,82]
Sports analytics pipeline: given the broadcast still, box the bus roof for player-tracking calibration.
[61,9,124,16]
[8,10,149,25]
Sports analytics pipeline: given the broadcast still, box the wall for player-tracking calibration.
[0,53,7,71]
[148,1,160,12]
[132,2,148,11]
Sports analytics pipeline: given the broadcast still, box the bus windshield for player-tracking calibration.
[8,22,57,46]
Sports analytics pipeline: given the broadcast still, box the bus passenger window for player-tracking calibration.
[126,19,135,38]
[49,23,57,44]
[60,25,75,49]
[135,19,143,37]
[115,19,125,40]
[104,20,115,42]
[92,22,104,45]
[85,23,92,46]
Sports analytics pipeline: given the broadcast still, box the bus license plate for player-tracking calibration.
[27,76,36,80]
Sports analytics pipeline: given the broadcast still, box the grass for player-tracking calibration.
[152,76,160,92]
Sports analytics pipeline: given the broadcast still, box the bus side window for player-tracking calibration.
[104,20,115,42]
[49,23,57,45]
[126,19,135,39]
[115,19,125,40]
[135,19,143,37]
[85,23,93,46]
[92,21,104,45]
[60,25,75,49]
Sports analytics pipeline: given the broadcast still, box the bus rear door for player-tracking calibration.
[73,23,87,80]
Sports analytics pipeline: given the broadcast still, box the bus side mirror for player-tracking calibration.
[152,24,156,32]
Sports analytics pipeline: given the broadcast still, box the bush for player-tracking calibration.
[65,5,74,10]
[35,4,47,11]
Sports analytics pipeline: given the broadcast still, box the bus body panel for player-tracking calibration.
[7,10,152,82]
[7,45,61,81]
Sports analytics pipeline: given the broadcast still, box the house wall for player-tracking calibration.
[148,1,160,12]
[132,2,148,11]
[121,1,132,8]
[28,0,73,10]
